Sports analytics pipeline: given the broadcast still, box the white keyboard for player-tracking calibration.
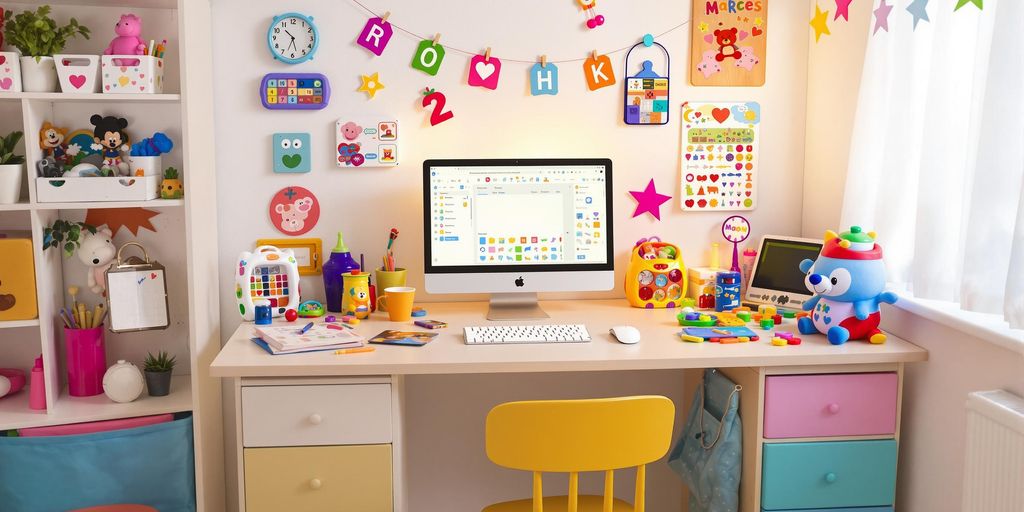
[464,324,592,345]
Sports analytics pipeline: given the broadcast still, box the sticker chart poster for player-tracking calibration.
[336,116,399,168]
[680,101,760,212]
[690,0,767,86]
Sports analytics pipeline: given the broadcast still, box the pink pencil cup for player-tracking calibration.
[64,326,106,397]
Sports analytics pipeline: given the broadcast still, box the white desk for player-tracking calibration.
[211,299,927,512]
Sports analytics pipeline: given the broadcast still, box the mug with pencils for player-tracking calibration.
[374,268,407,310]
[60,288,109,397]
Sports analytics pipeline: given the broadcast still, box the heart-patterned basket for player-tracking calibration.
[101,55,164,94]
[54,54,101,94]
[0,52,23,93]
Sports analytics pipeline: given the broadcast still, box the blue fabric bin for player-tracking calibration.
[0,415,195,512]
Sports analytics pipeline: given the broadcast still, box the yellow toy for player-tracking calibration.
[625,237,686,309]
[0,239,38,321]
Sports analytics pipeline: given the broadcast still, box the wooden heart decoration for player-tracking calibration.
[752,27,763,36]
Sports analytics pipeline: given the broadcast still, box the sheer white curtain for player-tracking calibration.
[841,0,1024,328]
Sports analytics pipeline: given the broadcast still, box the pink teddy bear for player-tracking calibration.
[104,14,146,57]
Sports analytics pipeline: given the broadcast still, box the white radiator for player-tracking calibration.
[962,390,1024,512]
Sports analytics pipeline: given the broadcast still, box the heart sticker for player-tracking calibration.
[68,75,87,89]
[118,76,129,86]
[0,55,5,65]
[685,199,695,208]
[0,78,11,90]
[712,108,730,123]
[150,273,157,279]
[752,27,763,36]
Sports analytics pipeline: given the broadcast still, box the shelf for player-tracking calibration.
[0,374,192,431]
[0,319,40,329]
[0,93,180,103]
[35,199,185,210]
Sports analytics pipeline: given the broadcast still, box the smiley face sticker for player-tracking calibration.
[272,133,311,173]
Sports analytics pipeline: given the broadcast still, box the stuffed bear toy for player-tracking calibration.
[78,228,116,294]
[798,226,898,345]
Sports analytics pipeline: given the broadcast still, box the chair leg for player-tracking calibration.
[634,464,646,512]
[533,471,543,512]
[604,470,614,512]
[568,472,579,512]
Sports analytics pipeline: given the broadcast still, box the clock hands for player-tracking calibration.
[285,30,297,52]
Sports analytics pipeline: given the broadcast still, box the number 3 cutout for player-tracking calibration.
[421,88,454,126]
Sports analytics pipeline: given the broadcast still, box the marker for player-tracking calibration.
[299,322,313,334]
[335,346,375,355]
[680,334,704,343]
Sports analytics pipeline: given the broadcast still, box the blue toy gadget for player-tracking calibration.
[623,37,670,125]
[260,73,331,110]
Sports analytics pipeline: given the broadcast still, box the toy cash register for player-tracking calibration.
[236,245,301,321]
[624,237,687,308]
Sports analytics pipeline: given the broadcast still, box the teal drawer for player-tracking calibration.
[762,508,893,512]
[761,440,897,510]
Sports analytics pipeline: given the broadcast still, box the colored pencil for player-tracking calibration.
[335,346,375,355]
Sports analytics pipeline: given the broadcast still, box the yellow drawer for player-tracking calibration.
[244,444,393,512]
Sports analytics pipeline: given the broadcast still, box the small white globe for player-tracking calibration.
[0,375,10,398]
[103,360,144,403]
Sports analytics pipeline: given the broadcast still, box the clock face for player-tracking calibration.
[269,14,317,63]
[722,215,751,243]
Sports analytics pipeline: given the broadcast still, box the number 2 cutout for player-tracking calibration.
[421,88,454,126]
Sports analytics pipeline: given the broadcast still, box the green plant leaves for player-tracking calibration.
[3,6,90,58]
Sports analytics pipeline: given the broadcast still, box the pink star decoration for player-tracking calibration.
[873,0,893,34]
[834,0,854,21]
[629,179,672,220]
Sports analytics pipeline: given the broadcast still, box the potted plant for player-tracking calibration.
[143,350,175,397]
[0,131,25,204]
[42,220,95,257]
[3,6,90,92]
[160,167,182,199]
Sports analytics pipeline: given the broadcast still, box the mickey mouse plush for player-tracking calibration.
[89,114,131,176]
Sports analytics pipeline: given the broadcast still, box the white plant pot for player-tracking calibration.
[20,56,58,92]
[127,155,161,176]
[0,163,25,204]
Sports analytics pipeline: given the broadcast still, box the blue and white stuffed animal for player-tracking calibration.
[797,227,898,345]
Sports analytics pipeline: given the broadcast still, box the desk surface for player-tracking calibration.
[210,300,928,378]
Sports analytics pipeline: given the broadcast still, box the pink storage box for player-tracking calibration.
[18,413,173,437]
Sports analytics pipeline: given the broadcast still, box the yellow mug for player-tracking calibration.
[376,287,416,322]
[374,268,407,311]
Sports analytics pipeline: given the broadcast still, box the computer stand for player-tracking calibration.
[487,293,550,320]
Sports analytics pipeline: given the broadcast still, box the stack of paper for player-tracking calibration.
[254,324,365,355]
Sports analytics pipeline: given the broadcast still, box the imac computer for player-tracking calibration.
[424,159,614,320]
[744,235,824,310]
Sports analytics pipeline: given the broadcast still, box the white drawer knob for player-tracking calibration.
[309,413,322,425]
[824,472,837,483]
[310,478,322,490]
[827,403,840,414]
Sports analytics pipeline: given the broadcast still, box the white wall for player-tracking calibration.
[801,6,1024,511]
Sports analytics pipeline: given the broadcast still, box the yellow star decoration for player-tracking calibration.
[358,72,385,99]
[809,4,831,43]
[754,17,764,26]
[699,21,709,33]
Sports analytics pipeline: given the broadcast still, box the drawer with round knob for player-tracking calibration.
[763,372,898,438]
[244,444,392,512]
[241,384,392,447]
[761,440,897,510]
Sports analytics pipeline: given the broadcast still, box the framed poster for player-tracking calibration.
[680,101,760,212]
[689,0,767,86]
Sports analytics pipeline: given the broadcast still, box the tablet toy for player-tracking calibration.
[260,73,331,110]
[236,245,301,321]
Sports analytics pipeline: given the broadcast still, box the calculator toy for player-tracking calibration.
[260,73,331,110]
[236,245,301,321]
[624,237,687,308]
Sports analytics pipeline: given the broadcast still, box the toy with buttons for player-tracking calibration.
[624,237,686,308]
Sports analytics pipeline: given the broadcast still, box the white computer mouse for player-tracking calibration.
[609,325,641,344]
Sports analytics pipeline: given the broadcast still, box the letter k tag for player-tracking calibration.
[583,52,616,90]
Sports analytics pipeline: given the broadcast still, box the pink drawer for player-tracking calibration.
[764,372,898,439]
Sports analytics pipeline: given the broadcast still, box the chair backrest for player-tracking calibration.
[485,396,675,512]
[486,395,675,472]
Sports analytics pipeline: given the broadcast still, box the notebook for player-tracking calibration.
[255,324,365,354]
[368,330,437,347]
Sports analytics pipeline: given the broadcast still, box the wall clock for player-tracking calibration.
[267,12,319,64]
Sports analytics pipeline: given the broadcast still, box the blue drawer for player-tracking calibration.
[761,440,897,510]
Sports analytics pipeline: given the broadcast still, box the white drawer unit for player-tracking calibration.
[241,383,392,447]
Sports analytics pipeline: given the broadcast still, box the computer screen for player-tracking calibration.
[424,159,613,273]
[748,236,824,296]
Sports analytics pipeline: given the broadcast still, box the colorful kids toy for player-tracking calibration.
[798,227,898,345]
[576,0,606,29]
[89,115,131,176]
[625,236,686,308]
[103,14,146,57]
[297,300,325,318]
[341,271,371,319]
[39,122,80,165]
[236,245,301,321]
[77,227,116,294]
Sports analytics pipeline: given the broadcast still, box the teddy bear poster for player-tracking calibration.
[689,0,767,87]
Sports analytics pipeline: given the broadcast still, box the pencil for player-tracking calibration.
[335,346,375,355]
[77,304,87,329]
[94,304,106,328]
[85,311,93,330]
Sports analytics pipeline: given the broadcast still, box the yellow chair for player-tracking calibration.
[483,395,675,512]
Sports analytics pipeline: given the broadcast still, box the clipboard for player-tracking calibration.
[104,242,169,332]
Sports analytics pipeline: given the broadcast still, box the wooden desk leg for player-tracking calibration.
[392,374,406,512]
[680,367,763,512]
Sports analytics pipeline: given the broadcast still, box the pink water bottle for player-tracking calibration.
[29,356,46,410]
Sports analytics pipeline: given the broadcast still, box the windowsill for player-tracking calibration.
[892,292,1024,356]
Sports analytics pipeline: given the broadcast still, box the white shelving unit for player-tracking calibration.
[0,1,223,510]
